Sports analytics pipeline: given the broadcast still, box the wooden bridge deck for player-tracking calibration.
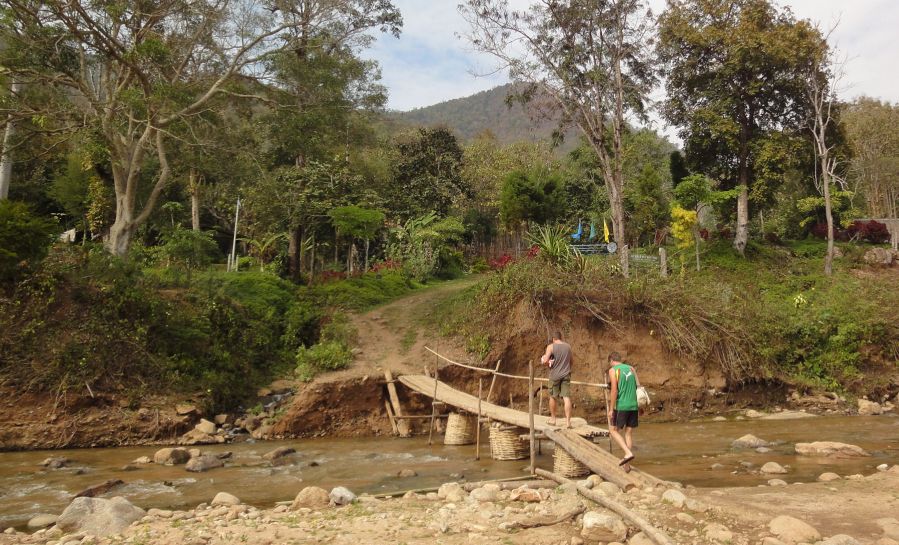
[398,374,666,490]
[397,374,607,438]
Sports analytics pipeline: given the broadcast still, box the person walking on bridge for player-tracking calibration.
[541,331,572,428]
[608,352,640,470]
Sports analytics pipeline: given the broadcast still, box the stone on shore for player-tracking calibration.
[509,485,543,502]
[768,479,788,486]
[437,482,466,502]
[175,404,198,416]
[704,522,734,542]
[794,442,869,458]
[817,472,841,482]
[858,399,883,415]
[732,434,768,448]
[877,518,899,540]
[195,418,216,434]
[211,492,241,506]
[745,409,763,418]
[627,532,655,545]
[819,535,860,545]
[760,462,788,474]
[26,514,58,529]
[329,486,356,506]
[291,487,330,509]
[178,428,221,446]
[661,489,686,509]
[581,510,627,542]
[469,484,500,502]
[131,456,152,465]
[185,455,224,473]
[56,496,146,537]
[153,447,191,465]
[768,515,821,544]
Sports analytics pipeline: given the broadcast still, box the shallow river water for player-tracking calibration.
[1,415,897,529]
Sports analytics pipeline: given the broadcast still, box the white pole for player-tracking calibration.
[229,197,240,272]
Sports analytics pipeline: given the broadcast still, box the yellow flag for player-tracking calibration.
[603,219,610,243]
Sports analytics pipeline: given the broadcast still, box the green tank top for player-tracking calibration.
[613,363,638,411]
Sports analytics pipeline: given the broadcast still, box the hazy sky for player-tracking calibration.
[365,0,899,122]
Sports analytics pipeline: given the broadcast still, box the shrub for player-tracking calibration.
[847,220,890,244]
[0,201,59,284]
[317,270,417,310]
[157,227,222,272]
[295,340,352,381]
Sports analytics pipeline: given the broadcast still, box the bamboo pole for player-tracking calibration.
[528,359,536,476]
[384,400,399,435]
[475,378,483,460]
[427,366,439,446]
[485,359,502,403]
[535,469,675,545]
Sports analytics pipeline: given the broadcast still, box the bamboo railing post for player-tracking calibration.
[528,359,536,476]
[428,366,439,446]
[603,362,613,453]
[475,378,483,460]
[485,359,502,403]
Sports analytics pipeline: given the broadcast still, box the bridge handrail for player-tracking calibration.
[424,346,608,389]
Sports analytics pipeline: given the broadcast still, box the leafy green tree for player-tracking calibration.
[669,151,690,187]
[499,170,567,230]
[0,1,401,256]
[0,200,58,283]
[157,227,221,279]
[328,205,384,272]
[387,128,468,220]
[843,98,899,219]
[387,212,464,281]
[658,0,823,255]
[461,0,657,276]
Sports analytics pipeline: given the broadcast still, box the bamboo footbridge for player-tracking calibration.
[391,348,667,492]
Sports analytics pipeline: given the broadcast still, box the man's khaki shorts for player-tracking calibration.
[549,377,571,399]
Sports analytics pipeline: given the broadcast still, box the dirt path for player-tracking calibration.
[317,276,481,383]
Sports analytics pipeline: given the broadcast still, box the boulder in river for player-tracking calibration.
[794,442,869,458]
[768,515,821,544]
[40,457,70,469]
[75,479,125,498]
[26,514,58,529]
[263,446,296,462]
[760,462,788,474]
[131,456,152,465]
[732,434,768,448]
[397,468,417,478]
[291,486,330,509]
[817,472,841,482]
[56,496,146,537]
[153,447,191,465]
[329,486,356,506]
[186,455,224,473]
[581,510,627,542]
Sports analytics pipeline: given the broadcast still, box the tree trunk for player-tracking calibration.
[364,238,370,272]
[189,168,200,231]
[734,183,749,255]
[107,214,136,257]
[0,83,21,200]
[694,226,701,272]
[822,153,835,276]
[288,226,302,282]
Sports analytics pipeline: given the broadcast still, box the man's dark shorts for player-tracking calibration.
[549,376,571,399]
[612,409,639,429]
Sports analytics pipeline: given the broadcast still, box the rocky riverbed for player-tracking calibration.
[4,463,898,545]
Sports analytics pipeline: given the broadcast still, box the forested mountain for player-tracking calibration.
[391,84,578,150]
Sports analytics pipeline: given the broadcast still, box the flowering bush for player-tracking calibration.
[847,220,890,244]
[489,254,514,270]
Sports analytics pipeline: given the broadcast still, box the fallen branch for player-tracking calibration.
[536,469,675,545]
[506,505,585,529]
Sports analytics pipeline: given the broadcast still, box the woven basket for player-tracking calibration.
[553,446,590,478]
[489,423,529,460]
[444,412,476,445]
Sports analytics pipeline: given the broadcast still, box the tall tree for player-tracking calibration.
[843,98,899,220]
[0,1,400,256]
[657,0,820,255]
[461,0,656,276]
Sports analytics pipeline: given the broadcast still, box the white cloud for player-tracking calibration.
[368,0,899,117]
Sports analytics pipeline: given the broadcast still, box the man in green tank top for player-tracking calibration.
[607,351,640,470]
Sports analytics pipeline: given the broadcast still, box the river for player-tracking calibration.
[1,415,897,530]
